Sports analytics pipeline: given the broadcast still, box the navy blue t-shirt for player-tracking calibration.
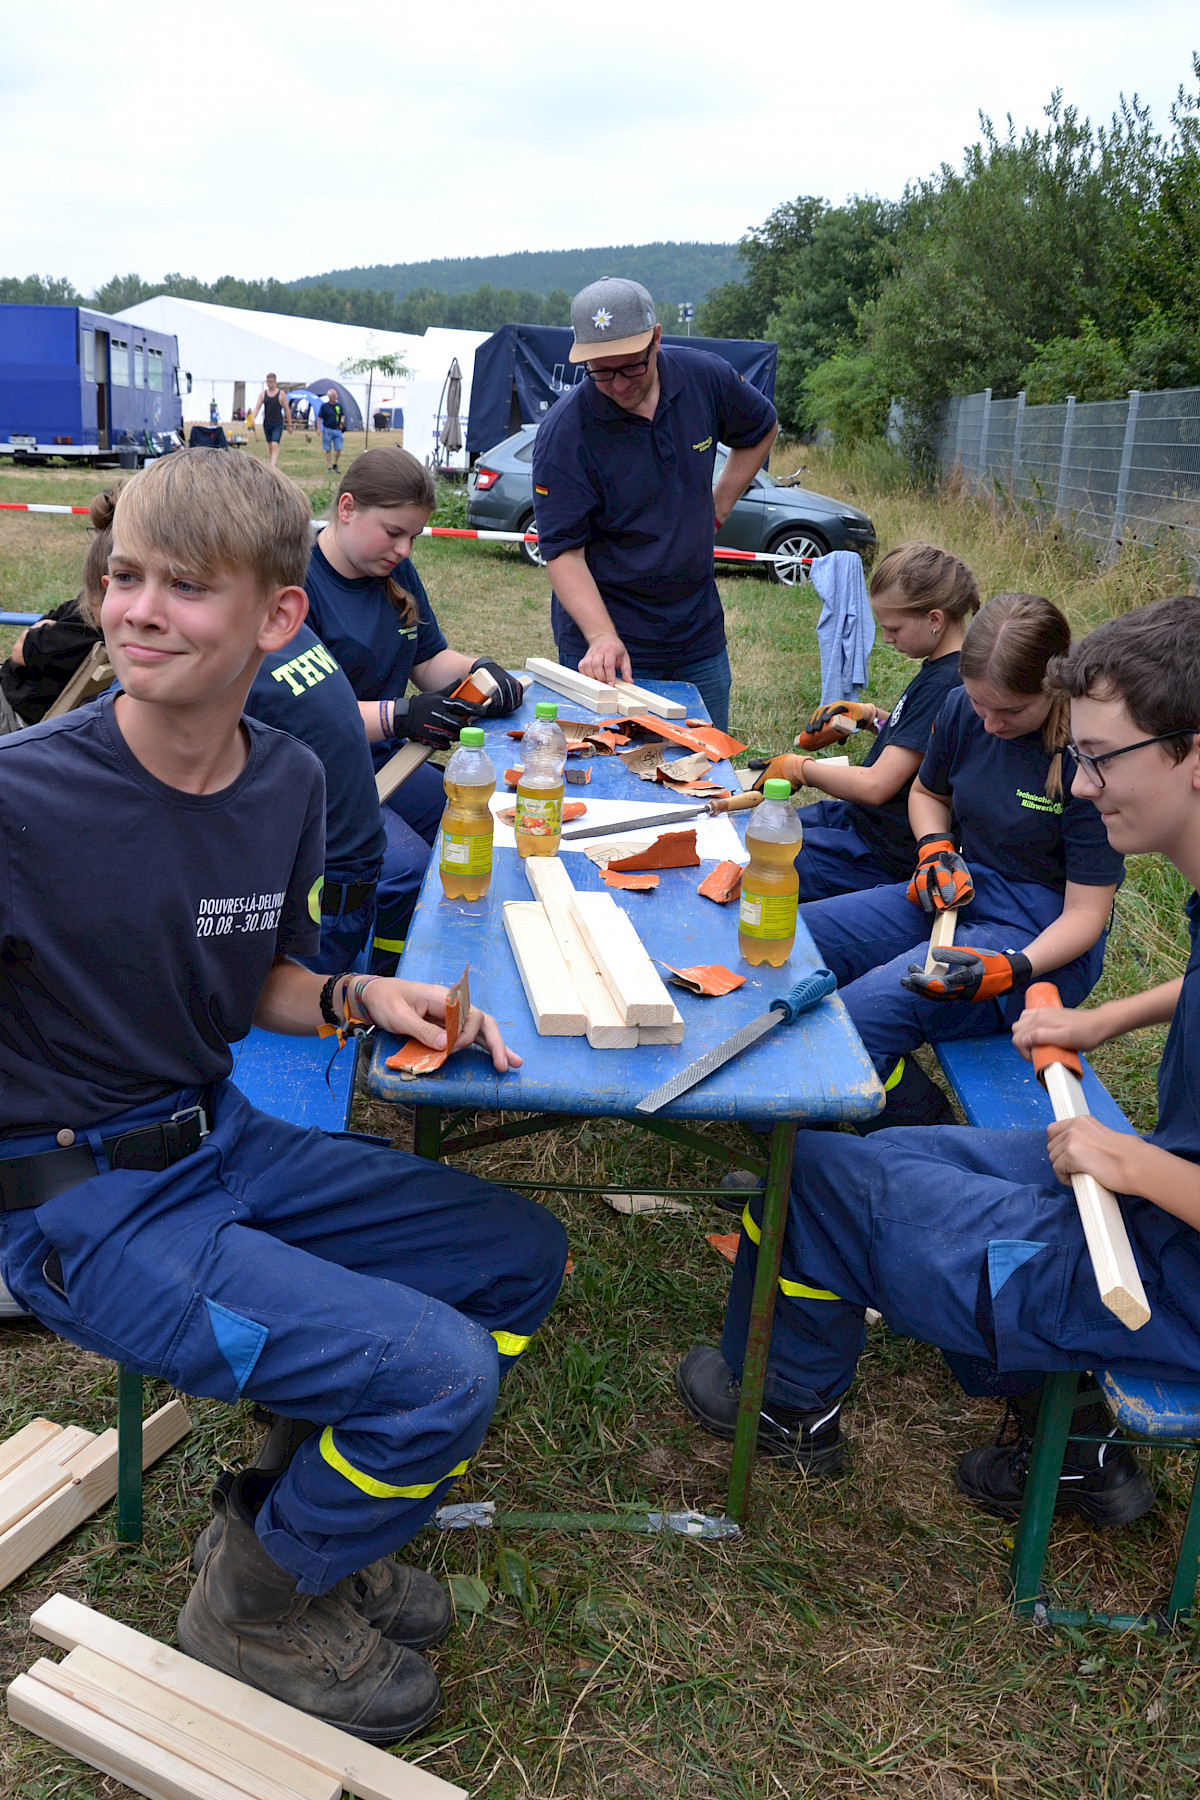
[847,651,963,878]
[919,687,1124,892]
[304,537,448,703]
[1151,889,1200,1165]
[318,400,344,431]
[532,347,777,673]
[0,695,324,1130]
[246,623,384,885]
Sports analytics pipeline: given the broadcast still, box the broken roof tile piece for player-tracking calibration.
[599,870,659,891]
[697,861,743,904]
[661,963,746,996]
[606,830,700,871]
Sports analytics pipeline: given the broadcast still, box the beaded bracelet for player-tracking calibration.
[345,973,379,1028]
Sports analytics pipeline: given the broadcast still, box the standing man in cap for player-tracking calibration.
[530,276,777,731]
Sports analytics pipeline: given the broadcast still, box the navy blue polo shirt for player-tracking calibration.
[1152,890,1200,1163]
[847,651,963,878]
[246,623,385,885]
[919,687,1125,892]
[531,347,777,673]
[303,538,448,702]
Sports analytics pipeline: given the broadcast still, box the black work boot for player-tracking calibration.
[955,1383,1155,1525]
[192,1441,451,1651]
[178,1471,441,1743]
[674,1346,845,1474]
[857,1055,954,1133]
[713,1167,764,1216]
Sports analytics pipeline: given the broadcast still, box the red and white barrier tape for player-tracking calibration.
[0,502,91,516]
[0,507,811,566]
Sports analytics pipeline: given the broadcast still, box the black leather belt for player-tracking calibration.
[0,1105,209,1213]
[319,879,376,915]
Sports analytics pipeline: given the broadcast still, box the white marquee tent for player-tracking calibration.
[115,296,488,472]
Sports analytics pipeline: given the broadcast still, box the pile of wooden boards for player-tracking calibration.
[525,657,686,720]
[9,1592,463,1800]
[0,1402,190,1595]
[503,856,683,1048]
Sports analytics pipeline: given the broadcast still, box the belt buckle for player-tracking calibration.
[171,1104,210,1141]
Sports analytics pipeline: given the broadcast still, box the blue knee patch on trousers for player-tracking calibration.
[204,1298,268,1393]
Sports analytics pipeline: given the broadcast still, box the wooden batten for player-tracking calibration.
[523,858,637,1048]
[569,892,676,1027]
[613,681,686,720]
[524,657,619,715]
[375,742,433,804]
[924,907,957,975]
[502,903,587,1036]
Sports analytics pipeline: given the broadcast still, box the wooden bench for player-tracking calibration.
[113,1031,360,1540]
[935,1034,1200,1632]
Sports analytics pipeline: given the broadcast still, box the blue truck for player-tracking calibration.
[0,304,189,465]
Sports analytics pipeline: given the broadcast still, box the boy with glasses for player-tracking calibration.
[676,594,1200,1527]
[531,276,777,732]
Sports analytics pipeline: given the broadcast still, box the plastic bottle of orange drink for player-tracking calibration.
[439,727,496,900]
[514,702,567,859]
[738,778,805,967]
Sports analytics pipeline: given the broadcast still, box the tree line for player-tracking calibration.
[698,57,1200,453]
[297,242,741,305]
[0,272,577,335]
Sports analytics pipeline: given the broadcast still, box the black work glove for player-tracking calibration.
[901,946,1033,1003]
[393,691,483,749]
[470,657,524,715]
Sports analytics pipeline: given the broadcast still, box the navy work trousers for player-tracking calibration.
[793,799,905,903]
[722,1125,1200,1413]
[799,868,1106,1076]
[0,1081,567,1594]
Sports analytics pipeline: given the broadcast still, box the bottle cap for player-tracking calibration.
[535,702,559,720]
[458,727,485,747]
[762,779,793,802]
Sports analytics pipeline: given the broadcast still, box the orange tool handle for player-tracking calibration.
[1024,981,1084,1080]
[709,791,763,816]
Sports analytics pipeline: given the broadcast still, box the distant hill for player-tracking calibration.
[290,243,742,305]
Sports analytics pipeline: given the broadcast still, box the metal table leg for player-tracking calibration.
[413,1105,442,1161]
[116,1363,144,1543]
[725,1119,797,1523]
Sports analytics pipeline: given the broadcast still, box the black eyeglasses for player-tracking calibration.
[585,344,655,384]
[1068,728,1199,787]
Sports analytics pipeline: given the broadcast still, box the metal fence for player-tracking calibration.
[937,386,1200,573]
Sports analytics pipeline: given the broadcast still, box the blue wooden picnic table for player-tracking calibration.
[364,676,884,1523]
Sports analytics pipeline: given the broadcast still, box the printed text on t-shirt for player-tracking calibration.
[196,891,287,937]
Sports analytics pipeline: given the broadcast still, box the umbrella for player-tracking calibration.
[438,359,463,459]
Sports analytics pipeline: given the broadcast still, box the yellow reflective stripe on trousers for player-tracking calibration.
[883,1056,905,1092]
[319,1428,468,1499]
[492,1329,531,1357]
[741,1207,841,1302]
[372,936,406,954]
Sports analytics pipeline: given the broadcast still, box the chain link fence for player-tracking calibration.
[938,386,1200,573]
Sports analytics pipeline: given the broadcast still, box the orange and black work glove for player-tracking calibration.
[901,945,1033,1003]
[751,754,808,793]
[906,834,975,915]
[794,700,877,753]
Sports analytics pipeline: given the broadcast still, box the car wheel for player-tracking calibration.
[517,511,545,568]
[767,528,828,586]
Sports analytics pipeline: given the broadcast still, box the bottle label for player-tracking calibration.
[440,831,493,875]
[739,887,798,940]
[515,794,562,837]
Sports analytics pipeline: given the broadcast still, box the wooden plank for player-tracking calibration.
[30,1651,340,1800]
[0,1401,190,1593]
[612,680,686,720]
[502,903,587,1036]
[0,1451,76,1538]
[637,1006,685,1046]
[613,696,649,717]
[1042,1060,1151,1330]
[43,643,115,721]
[8,1669,258,1800]
[375,742,433,804]
[524,657,619,715]
[569,891,675,1027]
[0,1420,65,1484]
[31,1594,466,1800]
[923,906,957,975]
[523,858,637,1049]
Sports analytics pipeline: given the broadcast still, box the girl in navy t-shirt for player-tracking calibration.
[303,449,524,931]
[755,543,980,896]
[799,594,1124,1129]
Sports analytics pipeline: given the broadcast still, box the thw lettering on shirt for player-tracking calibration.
[271,642,340,696]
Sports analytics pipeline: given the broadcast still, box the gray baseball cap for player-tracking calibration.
[568,276,657,364]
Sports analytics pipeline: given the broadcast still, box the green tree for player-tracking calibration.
[0,274,81,305]
[696,195,827,340]
[801,350,891,444]
[1019,318,1131,403]
[339,349,409,447]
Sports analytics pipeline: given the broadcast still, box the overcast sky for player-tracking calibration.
[3,1,1196,292]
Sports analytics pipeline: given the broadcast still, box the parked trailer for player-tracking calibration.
[0,304,189,465]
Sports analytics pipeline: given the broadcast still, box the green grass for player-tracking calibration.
[1,438,1198,1797]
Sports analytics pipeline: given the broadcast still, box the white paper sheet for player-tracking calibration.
[488,793,749,864]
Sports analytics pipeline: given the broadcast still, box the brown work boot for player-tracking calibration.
[193,1459,451,1651]
[178,1471,441,1742]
